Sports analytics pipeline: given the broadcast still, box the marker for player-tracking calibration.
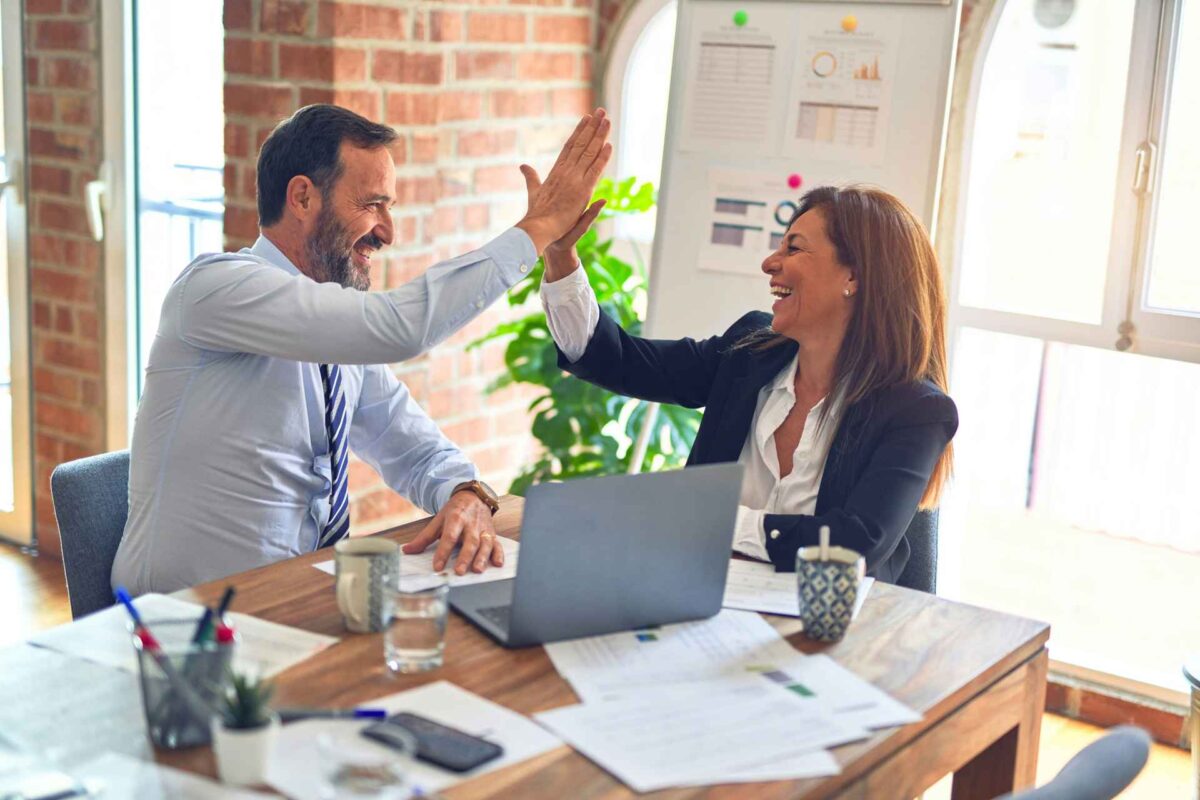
[733,10,748,26]
[787,173,803,190]
[277,708,388,724]
[841,14,858,33]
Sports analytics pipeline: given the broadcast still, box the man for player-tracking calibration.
[112,104,610,594]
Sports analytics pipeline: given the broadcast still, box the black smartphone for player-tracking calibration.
[361,712,505,773]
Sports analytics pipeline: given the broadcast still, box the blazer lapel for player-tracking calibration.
[696,341,798,464]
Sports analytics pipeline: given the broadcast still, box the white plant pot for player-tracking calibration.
[210,713,280,787]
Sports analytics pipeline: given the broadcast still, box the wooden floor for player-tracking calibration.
[2,543,1192,798]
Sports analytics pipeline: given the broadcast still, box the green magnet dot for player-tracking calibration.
[733,10,748,26]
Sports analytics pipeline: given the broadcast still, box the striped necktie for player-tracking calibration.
[318,364,350,548]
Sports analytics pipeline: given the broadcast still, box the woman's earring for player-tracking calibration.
[843,287,852,298]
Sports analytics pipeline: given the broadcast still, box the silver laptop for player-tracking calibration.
[450,463,744,648]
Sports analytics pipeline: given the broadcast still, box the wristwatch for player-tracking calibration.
[451,479,500,515]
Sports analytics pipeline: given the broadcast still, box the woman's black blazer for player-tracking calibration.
[557,309,959,583]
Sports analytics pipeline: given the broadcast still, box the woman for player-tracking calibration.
[539,185,957,583]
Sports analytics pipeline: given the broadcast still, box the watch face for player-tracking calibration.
[478,481,499,501]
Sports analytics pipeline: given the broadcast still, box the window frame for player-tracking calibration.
[0,0,34,546]
[100,0,137,451]
[1128,0,1200,359]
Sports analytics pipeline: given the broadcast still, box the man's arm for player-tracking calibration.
[349,365,503,575]
[179,230,535,365]
[178,109,613,365]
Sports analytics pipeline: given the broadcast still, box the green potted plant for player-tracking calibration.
[470,177,701,493]
[210,671,279,786]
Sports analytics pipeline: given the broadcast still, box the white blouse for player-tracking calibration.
[541,268,840,561]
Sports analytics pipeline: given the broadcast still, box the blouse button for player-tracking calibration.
[769,529,781,540]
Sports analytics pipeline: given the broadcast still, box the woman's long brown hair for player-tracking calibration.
[748,185,953,507]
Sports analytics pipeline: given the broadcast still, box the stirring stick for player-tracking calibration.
[819,525,830,561]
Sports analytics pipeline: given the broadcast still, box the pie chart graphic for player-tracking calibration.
[811,51,837,78]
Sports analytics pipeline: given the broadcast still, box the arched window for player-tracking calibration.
[603,0,677,243]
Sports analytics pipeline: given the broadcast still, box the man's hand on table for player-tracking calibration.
[402,490,504,575]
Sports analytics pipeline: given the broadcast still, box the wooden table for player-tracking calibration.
[161,496,1049,799]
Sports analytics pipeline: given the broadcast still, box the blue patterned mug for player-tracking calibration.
[796,544,865,642]
[334,538,400,633]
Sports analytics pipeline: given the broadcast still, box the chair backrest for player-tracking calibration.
[896,509,938,593]
[997,725,1150,800]
[50,450,131,619]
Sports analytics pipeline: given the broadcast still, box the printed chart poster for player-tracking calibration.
[679,4,794,156]
[783,10,900,165]
[699,168,801,276]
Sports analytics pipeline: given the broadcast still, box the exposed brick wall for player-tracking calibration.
[24,0,107,558]
[223,0,596,533]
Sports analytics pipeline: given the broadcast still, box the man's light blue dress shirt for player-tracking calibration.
[111,229,536,595]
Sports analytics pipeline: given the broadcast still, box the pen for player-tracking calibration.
[277,707,388,723]
[190,606,215,644]
[114,586,220,720]
[215,585,236,621]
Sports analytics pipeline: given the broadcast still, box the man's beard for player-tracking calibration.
[304,205,381,291]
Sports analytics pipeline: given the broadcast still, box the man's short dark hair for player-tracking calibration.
[256,104,399,227]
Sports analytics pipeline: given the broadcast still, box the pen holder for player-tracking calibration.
[796,545,865,643]
[133,618,236,749]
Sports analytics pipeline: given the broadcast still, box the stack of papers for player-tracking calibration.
[27,593,337,679]
[539,609,919,792]
[265,681,561,800]
[723,558,875,619]
[314,536,519,591]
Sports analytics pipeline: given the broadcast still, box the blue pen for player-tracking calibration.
[277,707,388,723]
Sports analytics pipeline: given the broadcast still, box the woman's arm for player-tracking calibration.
[540,246,735,409]
[760,393,958,575]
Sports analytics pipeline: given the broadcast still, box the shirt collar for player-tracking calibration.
[248,235,303,277]
[769,354,799,396]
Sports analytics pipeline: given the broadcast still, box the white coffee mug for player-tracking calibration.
[334,538,399,633]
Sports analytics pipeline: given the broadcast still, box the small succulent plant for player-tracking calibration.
[221,671,276,730]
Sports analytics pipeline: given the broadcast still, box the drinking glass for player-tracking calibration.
[384,574,449,673]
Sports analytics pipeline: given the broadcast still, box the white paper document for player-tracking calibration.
[314,536,519,591]
[679,3,794,155]
[750,653,921,731]
[266,681,562,800]
[535,680,863,792]
[544,609,801,702]
[723,559,875,620]
[27,593,337,679]
[70,752,271,799]
[783,7,901,165]
[699,168,802,276]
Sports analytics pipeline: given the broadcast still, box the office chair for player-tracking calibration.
[998,725,1151,800]
[896,509,938,594]
[50,449,131,618]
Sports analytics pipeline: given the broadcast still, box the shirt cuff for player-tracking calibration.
[731,505,771,562]
[432,470,481,512]
[539,262,591,304]
[481,228,539,287]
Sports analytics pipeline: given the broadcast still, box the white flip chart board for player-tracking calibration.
[646,0,960,339]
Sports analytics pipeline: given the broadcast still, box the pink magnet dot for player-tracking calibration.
[787,174,803,190]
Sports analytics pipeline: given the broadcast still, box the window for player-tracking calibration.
[946,0,1199,697]
[132,2,225,397]
[101,0,224,437]
[603,0,677,244]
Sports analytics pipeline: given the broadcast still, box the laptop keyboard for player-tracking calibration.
[477,604,512,632]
